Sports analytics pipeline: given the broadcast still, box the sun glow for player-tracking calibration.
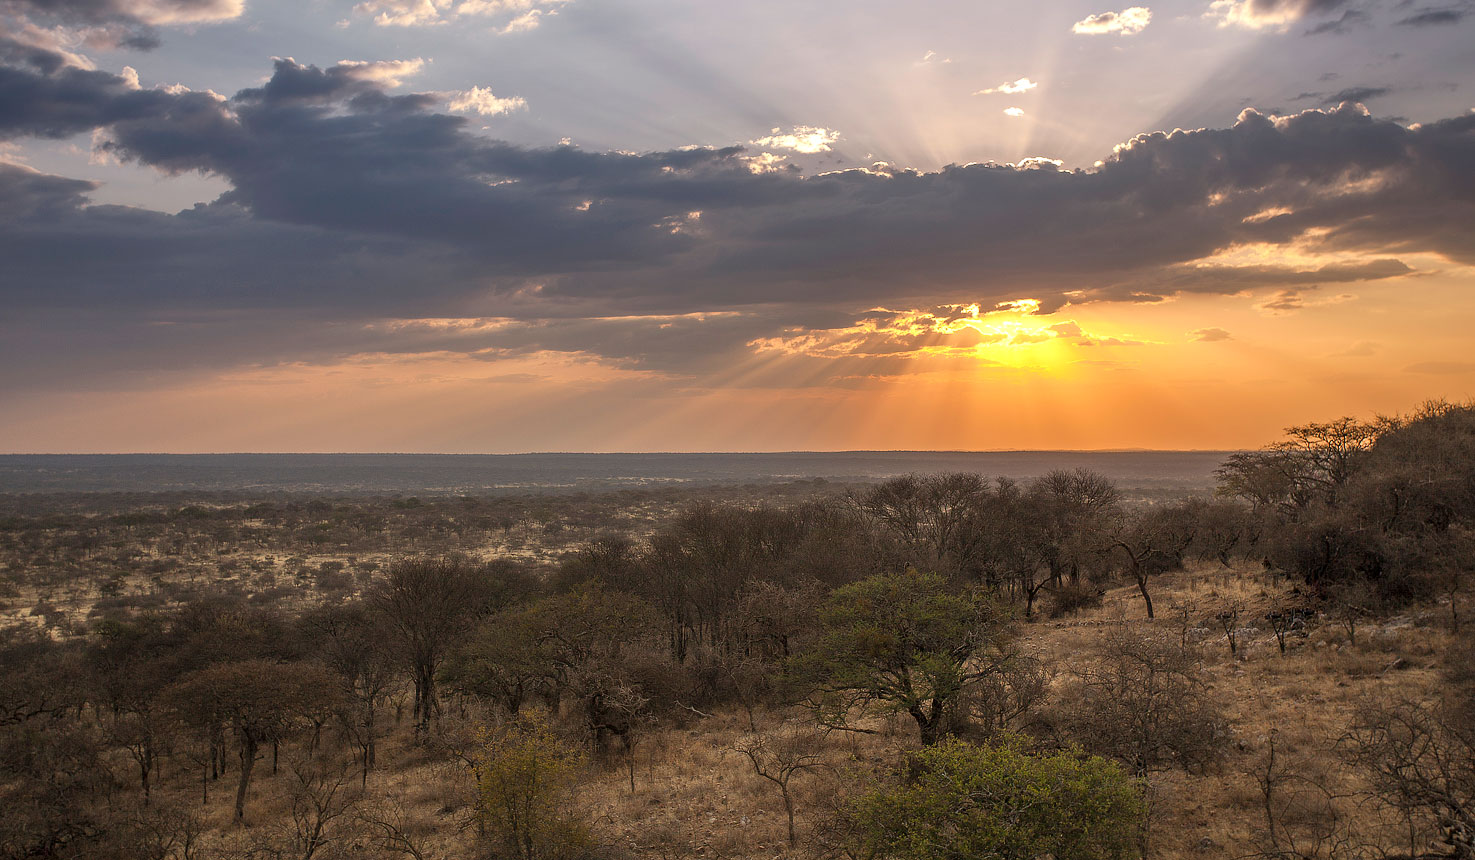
[745,298,1144,375]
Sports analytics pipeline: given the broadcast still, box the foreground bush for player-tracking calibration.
[849,736,1145,860]
[475,711,591,860]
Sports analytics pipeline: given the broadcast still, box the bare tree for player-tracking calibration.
[732,723,825,846]
[283,753,360,860]
[1055,625,1227,776]
[370,557,496,735]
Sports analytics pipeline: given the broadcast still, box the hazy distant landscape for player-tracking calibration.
[3,0,1473,856]
[3,404,1474,860]
[0,451,1229,495]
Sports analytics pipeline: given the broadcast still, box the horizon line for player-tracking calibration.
[0,449,1242,456]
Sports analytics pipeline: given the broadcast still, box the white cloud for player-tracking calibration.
[334,58,428,88]
[497,9,545,33]
[131,0,245,25]
[1003,107,1025,117]
[446,86,527,116]
[974,77,1038,96]
[1206,0,1298,28]
[750,126,841,154]
[353,0,566,27]
[916,49,952,65]
[1072,6,1152,34]
[742,152,789,174]
[353,0,450,26]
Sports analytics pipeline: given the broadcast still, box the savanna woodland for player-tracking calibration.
[3,401,1474,860]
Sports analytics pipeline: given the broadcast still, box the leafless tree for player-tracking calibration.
[732,722,826,846]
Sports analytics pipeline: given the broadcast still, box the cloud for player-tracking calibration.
[1208,0,1351,29]
[0,0,244,56]
[750,126,840,154]
[1190,327,1233,342]
[1324,86,1390,105]
[1254,289,1356,314]
[1396,7,1470,26]
[351,0,566,28]
[1072,7,1152,35]
[0,0,244,26]
[446,86,526,115]
[2,52,1475,386]
[1003,107,1025,117]
[497,8,545,33]
[1303,9,1369,34]
[975,77,1037,96]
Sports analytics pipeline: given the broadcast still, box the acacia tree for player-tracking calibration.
[166,659,340,823]
[1056,626,1226,777]
[474,711,589,860]
[1028,469,1122,589]
[370,557,499,734]
[1109,502,1198,619]
[299,603,398,781]
[733,722,825,846]
[852,473,993,582]
[797,569,1014,746]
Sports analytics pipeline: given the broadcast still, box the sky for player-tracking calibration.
[0,0,1472,453]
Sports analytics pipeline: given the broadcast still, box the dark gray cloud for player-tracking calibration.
[1293,85,1392,105]
[0,0,242,53]
[1304,9,1370,33]
[1,55,1473,384]
[0,38,187,139]
[0,0,240,27]
[1395,3,1473,26]
[1243,0,1353,17]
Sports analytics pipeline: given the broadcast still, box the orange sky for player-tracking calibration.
[6,265,1471,453]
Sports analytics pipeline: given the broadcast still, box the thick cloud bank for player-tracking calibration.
[1,51,1472,384]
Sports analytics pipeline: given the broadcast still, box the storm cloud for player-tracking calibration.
[2,52,1473,381]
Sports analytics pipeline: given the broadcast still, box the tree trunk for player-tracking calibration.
[235,733,258,824]
[1136,574,1155,619]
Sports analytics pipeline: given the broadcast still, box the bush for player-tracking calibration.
[848,736,1145,860]
[1051,625,1227,775]
[1045,580,1103,618]
[474,711,592,860]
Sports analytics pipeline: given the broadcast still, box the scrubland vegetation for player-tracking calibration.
[2,402,1473,860]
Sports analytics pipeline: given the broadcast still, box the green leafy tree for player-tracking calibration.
[797,569,1013,746]
[850,736,1145,860]
[474,711,590,860]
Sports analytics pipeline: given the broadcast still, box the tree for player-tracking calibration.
[474,711,590,860]
[166,659,341,823]
[849,736,1146,860]
[852,473,993,583]
[298,603,398,782]
[1054,626,1226,776]
[1109,501,1198,619]
[1028,469,1122,591]
[797,569,1014,746]
[1342,642,1475,859]
[369,556,500,734]
[732,722,825,846]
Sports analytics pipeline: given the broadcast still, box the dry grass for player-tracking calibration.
[558,563,1448,860]
[51,561,1453,859]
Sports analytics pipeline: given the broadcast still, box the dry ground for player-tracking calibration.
[84,562,1451,859]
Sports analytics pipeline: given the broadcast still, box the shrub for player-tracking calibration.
[1045,580,1103,618]
[849,736,1145,860]
[474,711,591,860]
[1051,625,1227,775]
